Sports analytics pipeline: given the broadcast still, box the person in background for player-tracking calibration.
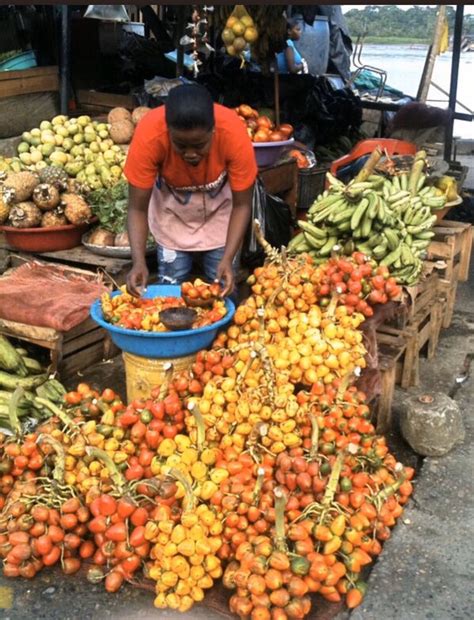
[124,84,257,298]
[277,18,308,74]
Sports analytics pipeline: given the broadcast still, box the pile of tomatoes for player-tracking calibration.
[234,104,294,143]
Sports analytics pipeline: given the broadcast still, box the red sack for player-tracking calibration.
[0,261,108,332]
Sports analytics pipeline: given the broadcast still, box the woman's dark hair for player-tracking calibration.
[165,84,215,131]
[287,17,300,30]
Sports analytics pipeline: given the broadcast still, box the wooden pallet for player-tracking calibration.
[427,220,472,328]
[377,297,443,389]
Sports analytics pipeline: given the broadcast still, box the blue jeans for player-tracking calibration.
[157,245,239,297]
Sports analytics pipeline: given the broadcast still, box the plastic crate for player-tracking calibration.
[297,165,329,210]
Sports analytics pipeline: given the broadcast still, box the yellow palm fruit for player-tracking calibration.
[283,432,301,447]
[159,520,174,535]
[170,525,187,545]
[165,593,180,609]
[175,434,191,452]
[149,565,162,581]
[154,593,167,608]
[175,579,191,597]
[158,438,176,457]
[180,448,198,466]
[200,447,218,465]
[190,586,204,602]
[271,441,286,454]
[200,480,218,501]
[190,565,205,581]
[177,539,195,557]
[160,541,177,557]
[112,450,128,464]
[161,571,179,587]
[178,595,194,612]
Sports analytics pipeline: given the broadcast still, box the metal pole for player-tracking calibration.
[444,5,464,162]
[59,5,70,115]
[176,6,185,78]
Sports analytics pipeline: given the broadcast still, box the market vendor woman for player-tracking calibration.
[124,84,258,297]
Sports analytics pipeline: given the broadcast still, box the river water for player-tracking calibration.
[355,44,473,139]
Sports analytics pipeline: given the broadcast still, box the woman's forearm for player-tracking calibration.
[127,184,152,266]
[223,186,254,261]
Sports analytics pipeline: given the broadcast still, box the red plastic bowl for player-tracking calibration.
[0,221,93,252]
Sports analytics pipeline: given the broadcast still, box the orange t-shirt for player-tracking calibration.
[124,103,257,191]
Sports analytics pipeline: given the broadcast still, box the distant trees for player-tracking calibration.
[344,5,463,41]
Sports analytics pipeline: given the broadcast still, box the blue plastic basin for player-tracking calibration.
[90,284,235,359]
[0,50,37,72]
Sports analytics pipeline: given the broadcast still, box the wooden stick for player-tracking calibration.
[273,57,280,128]
[353,147,383,183]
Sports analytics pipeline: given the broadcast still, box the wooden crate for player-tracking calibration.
[385,271,439,330]
[0,262,117,378]
[373,344,406,433]
[427,220,472,328]
[0,66,59,99]
[377,297,443,389]
[0,316,116,377]
[427,220,472,282]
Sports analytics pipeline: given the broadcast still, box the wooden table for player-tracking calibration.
[0,234,157,286]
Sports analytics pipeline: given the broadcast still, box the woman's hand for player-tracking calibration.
[126,262,149,297]
[216,257,234,297]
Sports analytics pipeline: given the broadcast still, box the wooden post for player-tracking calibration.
[444,5,465,161]
[273,57,280,128]
[417,5,446,102]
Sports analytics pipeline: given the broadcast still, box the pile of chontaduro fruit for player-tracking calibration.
[0,240,414,618]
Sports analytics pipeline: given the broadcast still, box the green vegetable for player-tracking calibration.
[0,335,28,376]
[0,371,48,391]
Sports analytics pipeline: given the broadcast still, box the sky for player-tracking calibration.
[341,5,474,15]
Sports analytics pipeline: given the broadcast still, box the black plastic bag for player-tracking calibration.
[241,177,295,270]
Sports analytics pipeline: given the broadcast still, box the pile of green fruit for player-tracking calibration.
[14,115,126,191]
[289,150,447,286]
[0,335,66,432]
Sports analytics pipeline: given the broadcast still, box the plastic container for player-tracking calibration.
[293,16,329,76]
[123,351,195,402]
[297,165,330,210]
[90,284,236,358]
[0,222,93,252]
[0,50,37,72]
[330,139,417,182]
[254,138,295,168]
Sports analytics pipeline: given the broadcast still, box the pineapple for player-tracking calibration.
[39,166,68,191]
[3,171,39,202]
[8,202,42,228]
[41,206,68,228]
[33,183,61,211]
[66,179,90,196]
[61,193,92,225]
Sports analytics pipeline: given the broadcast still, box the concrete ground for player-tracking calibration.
[1,264,473,620]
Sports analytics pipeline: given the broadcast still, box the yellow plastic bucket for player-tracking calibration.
[122,351,195,403]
